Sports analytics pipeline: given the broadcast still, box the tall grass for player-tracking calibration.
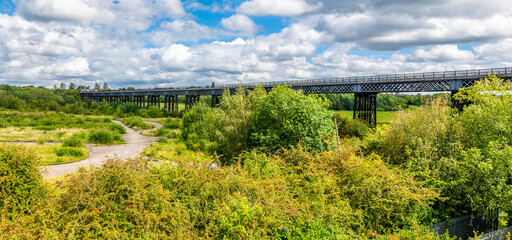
[88,129,124,144]
[121,116,152,130]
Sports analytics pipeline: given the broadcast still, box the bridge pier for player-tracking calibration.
[163,95,179,112]
[211,95,221,107]
[353,93,377,127]
[185,95,200,110]
[173,95,179,111]
[148,95,160,108]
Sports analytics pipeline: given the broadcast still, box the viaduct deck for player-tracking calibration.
[80,67,512,126]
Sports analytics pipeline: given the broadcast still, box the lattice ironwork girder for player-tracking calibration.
[293,84,354,94]
[359,80,451,92]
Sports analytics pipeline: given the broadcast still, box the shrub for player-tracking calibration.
[370,98,458,165]
[56,159,192,239]
[62,136,83,147]
[333,114,370,139]
[0,144,46,213]
[122,116,151,130]
[251,85,335,152]
[107,122,127,134]
[55,147,86,157]
[151,148,358,239]
[181,102,217,140]
[166,110,184,118]
[276,146,438,233]
[163,118,181,129]
[88,129,123,144]
[181,86,268,162]
[144,105,164,118]
[153,127,170,136]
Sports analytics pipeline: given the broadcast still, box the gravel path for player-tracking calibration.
[42,121,159,178]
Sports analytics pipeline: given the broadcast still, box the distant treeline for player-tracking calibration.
[0,85,170,117]
[0,85,85,113]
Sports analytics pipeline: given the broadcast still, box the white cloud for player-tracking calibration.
[148,20,220,46]
[43,57,91,77]
[237,0,322,17]
[412,45,475,62]
[17,0,97,22]
[161,44,192,70]
[221,14,258,36]
[474,39,512,63]
[159,0,186,16]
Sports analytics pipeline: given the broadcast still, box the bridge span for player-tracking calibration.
[81,67,512,126]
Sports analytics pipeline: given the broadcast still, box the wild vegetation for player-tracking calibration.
[1,76,511,239]
[119,116,152,130]
[320,92,435,111]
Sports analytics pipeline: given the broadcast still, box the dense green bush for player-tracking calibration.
[152,150,356,238]
[181,86,268,161]
[153,127,171,136]
[166,109,184,118]
[182,102,220,141]
[121,116,152,130]
[62,135,83,147]
[333,114,370,139]
[251,85,335,152]
[55,147,86,157]
[144,106,164,118]
[107,122,127,134]
[0,144,46,213]
[88,129,123,144]
[163,118,181,129]
[56,159,192,239]
[278,146,437,233]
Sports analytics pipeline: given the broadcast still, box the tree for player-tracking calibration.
[182,86,268,161]
[60,82,66,90]
[102,82,110,91]
[94,83,101,90]
[251,85,335,152]
[69,82,76,90]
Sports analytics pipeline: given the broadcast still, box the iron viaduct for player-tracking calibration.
[80,67,512,126]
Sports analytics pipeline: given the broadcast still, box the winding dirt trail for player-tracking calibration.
[42,121,160,179]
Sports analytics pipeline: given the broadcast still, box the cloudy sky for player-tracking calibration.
[1,0,511,89]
